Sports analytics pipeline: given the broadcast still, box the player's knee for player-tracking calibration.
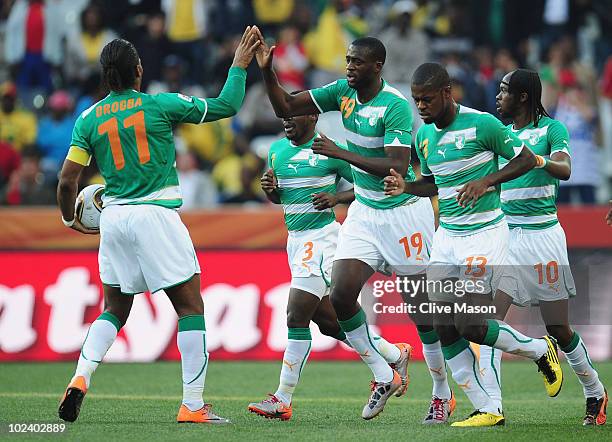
[286,310,310,329]
[545,324,573,347]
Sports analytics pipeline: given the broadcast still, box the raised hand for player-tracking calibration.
[231,26,262,69]
[253,27,275,70]
[383,168,406,196]
[260,168,278,194]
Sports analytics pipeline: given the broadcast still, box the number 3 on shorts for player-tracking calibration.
[465,256,487,278]
[302,241,314,270]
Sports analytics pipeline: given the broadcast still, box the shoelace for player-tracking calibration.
[431,397,446,421]
[536,357,556,384]
[262,394,280,405]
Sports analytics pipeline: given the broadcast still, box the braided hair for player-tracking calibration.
[508,69,551,127]
[100,39,140,91]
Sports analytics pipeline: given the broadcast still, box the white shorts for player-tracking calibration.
[497,223,576,306]
[99,204,201,294]
[290,276,329,299]
[334,197,435,276]
[427,221,509,302]
[286,221,339,298]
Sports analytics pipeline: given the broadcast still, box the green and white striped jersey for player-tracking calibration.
[70,67,247,208]
[415,105,525,233]
[309,79,417,209]
[269,134,353,231]
[499,116,570,230]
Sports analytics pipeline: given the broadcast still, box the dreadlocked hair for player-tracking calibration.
[508,68,550,127]
[100,39,139,91]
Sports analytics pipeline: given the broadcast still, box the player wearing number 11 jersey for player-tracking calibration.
[57,30,261,424]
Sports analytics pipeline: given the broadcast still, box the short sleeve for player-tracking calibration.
[70,115,91,153]
[415,128,432,176]
[383,99,412,148]
[548,120,571,156]
[481,114,524,160]
[309,80,342,113]
[154,93,208,124]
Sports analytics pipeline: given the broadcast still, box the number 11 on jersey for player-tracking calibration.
[98,110,150,170]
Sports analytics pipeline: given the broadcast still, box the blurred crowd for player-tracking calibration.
[0,0,610,208]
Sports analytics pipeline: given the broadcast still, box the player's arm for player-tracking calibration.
[541,151,571,180]
[159,27,260,124]
[540,121,571,180]
[457,146,535,208]
[311,133,410,177]
[57,152,99,235]
[254,29,319,117]
[457,117,536,207]
[384,169,438,197]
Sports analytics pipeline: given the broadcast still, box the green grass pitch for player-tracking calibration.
[1,361,610,441]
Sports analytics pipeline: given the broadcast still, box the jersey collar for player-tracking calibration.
[289,132,319,148]
[109,89,138,96]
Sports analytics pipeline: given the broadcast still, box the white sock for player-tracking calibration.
[340,310,394,383]
[177,315,208,412]
[479,345,503,413]
[422,341,451,400]
[484,319,548,360]
[74,312,121,388]
[370,333,401,363]
[275,328,312,405]
[562,332,606,399]
[444,338,498,414]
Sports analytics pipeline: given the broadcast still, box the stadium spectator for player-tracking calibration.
[4,0,64,93]
[64,3,118,86]
[177,117,234,170]
[36,90,75,176]
[3,145,55,205]
[303,0,368,87]
[378,0,430,85]
[235,81,283,139]
[147,54,205,97]
[0,82,37,151]
[540,37,598,113]
[209,0,255,40]
[272,24,308,91]
[73,73,105,117]
[212,135,264,202]
[222,162,265,204]
[555,76,600,204]
[133,11,173,91]
[176,150,219,209]
[161,0,210,82]
[0,140,20,200]
[252,0,295,36]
